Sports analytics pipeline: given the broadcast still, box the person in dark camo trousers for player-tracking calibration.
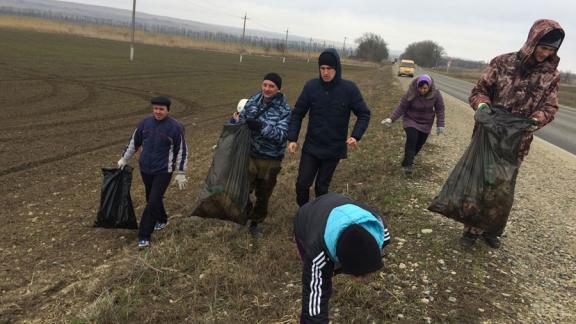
[464,19,565,248]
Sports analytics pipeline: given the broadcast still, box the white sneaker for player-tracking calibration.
[154,222,168,230]
[138,240,150,248]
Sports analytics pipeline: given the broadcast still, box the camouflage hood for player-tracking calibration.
[518,19,564,69]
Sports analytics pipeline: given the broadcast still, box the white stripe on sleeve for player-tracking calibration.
[309,252,326,316]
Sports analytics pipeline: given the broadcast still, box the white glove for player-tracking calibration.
[437,127,445,135]
[174,173,187,190]
[117,157,128,169]
[237,98,248,113]
[381,118,392,127]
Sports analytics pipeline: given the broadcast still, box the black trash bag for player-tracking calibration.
[428,107,534,235]
[191,123,251,224]
[94,165,138,229]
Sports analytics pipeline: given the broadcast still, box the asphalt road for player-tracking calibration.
[418,68,576,155]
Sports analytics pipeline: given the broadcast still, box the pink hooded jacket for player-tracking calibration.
[469,19,565,162]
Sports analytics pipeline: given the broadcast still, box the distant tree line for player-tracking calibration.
[440,57,487,70]
[560,71,575,85]
[0,7,342,55]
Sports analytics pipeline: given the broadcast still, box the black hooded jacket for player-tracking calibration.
[287,49,371,160]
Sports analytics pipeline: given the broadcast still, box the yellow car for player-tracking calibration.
[398,59,415,77]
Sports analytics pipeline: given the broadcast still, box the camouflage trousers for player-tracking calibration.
[247,158,282,224]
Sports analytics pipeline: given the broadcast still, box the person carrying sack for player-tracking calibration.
[230,73,291,236]
[117,96,188,248]
[438,19,564,249]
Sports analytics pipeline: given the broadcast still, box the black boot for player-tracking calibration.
[482,233,501,249]
[460,231,479,247]
[249,221,262,237]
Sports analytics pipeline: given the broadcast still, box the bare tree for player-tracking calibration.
[355,33,389,63]
[401,40,445,67]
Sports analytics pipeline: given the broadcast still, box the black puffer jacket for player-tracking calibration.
[287,48,371,160]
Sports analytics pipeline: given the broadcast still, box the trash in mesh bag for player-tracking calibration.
[428,107,534,235]
[191,123,251,224]
[94,165,138,229]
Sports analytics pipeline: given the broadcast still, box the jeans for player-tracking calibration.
[295,151,340,206]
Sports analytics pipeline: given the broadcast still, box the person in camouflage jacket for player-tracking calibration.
[464,19,565,248]
[469,19,565,163]
[231,73,291,235]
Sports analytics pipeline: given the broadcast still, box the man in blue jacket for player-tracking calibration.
[294,193,390,323]
[231,73,291,236]
[287,49,371,206]
[117,96,188,248]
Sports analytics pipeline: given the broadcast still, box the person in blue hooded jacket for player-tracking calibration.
[287,49,371,207]
[231,73,291,235]
[294,192,390,323]
[117,96,188,248]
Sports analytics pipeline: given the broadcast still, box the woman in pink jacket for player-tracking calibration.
[382,74,445,175]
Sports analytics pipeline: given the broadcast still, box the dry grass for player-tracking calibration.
[67,67,525,323]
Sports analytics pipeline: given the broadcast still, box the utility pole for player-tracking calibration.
[282,28,288,64]
[129,0,136,61]
[342,37,347,58]
[240,13,248,63]
[307,37,312,63]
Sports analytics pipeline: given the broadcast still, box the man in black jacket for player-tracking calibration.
[287,49,371,206]
[294,193,390,323]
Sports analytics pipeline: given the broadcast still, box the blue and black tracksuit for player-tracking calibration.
[287,49,371,206]
[122,115,188,240]
[294,193,390,323]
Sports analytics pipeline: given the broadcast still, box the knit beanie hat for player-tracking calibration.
[318,52,338,68]
[263,72,282,89]
[151,96,172,110]
[416,74,432,88]
[538,29,564,49]
[336,224,383,275]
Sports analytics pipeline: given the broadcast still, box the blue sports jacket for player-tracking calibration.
[122,116,188,174]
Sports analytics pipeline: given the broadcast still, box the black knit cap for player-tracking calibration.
[263,72,282,89]
[318,52,337,68]
[336,224,383,276]
[151,96,172,110]
[538,29,564,49]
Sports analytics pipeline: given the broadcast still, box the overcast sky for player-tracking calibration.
[60,0,575,72]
